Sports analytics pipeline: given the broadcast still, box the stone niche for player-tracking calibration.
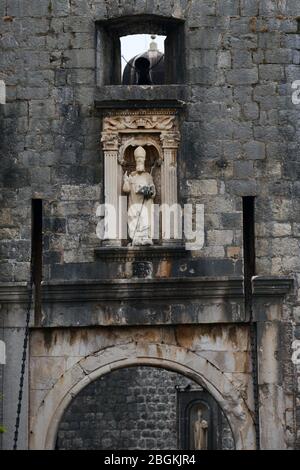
[100,108,181,248]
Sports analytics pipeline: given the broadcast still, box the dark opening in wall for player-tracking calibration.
[242,197,256,308]
[31,199,43,323]
[242,197,260,449]
[96,15,185,86]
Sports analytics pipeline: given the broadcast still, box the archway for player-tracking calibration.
[29,342,255,449]
[55,366,235,450]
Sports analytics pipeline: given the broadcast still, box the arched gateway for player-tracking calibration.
[30,341,255,450]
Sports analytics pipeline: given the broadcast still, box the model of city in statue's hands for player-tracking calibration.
[123,146,156,246]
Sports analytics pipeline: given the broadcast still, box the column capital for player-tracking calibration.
[101,132,120,151]
[160,132,181,149]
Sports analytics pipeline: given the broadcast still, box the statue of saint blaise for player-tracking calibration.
[123,146,156,246]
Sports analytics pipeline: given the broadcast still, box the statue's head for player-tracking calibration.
[134,146,146,173]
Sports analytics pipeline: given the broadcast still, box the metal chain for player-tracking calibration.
[13,267,33,450]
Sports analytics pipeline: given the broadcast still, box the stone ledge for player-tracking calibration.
[0,282,30,304]
[252,276,294,297]
[41,277,244,303]
[40,277,246,326]
[94,245,188,262]
[0,277,293,305]
[95,85,188,110]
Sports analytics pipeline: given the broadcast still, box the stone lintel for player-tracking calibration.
[41,277,244,303]
[94,85,188,110]
[95,99,186,111]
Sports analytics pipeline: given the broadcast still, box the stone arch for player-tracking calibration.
[119,136,163,166]
[30,342,255,450]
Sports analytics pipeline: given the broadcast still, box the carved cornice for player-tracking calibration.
[252,276,294,297]
[0,283,30,303]
[0,277,293,305]
[102,112,178,133]
[104,108,178,117]
[101,110,180,152]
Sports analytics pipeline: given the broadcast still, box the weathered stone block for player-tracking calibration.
[186,179,218,196]
[243,141,265,160]
[207,230,234,246]
[217,0,240,16]
[265,49,293,64]
[226,68,258,85]
[241,0,259,16]
[233,161,254,178]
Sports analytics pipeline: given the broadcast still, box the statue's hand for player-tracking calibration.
[123,171,129,182]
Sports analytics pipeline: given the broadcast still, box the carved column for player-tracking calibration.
[101,132,121,246]
[160,132,181,245]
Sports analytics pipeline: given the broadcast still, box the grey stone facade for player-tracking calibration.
[0,0,299,450]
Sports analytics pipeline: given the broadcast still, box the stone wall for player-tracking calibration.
[1,1,299,281]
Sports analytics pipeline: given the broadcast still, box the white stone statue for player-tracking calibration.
[193,408,208,450]
[123,146,156,246]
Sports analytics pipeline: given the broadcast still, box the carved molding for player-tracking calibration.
[101,132,120,151]
[103,110,178,133]
[0,283,30,303]
[0,277,292,305]
[160,131,181,149]
[104,108,178,117]
[252,276,294,297]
